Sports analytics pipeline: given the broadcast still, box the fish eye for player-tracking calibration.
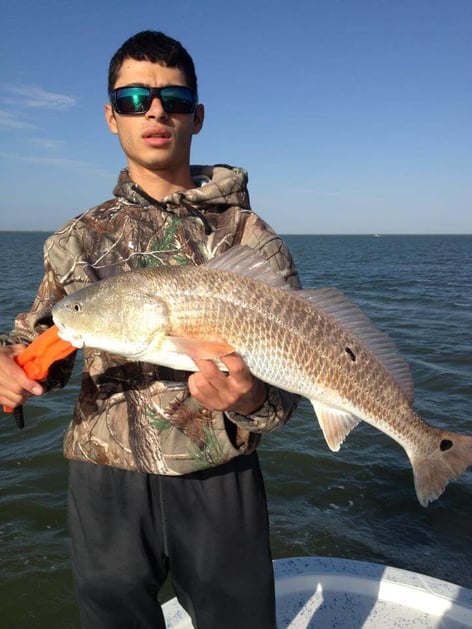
[72,302,82,313]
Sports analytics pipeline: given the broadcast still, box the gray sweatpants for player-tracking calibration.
[67,452,276,629]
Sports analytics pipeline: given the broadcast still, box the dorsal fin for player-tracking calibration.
[299,287,414,402]
[205,245,290,290]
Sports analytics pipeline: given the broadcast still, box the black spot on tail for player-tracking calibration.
[440,439,453,452]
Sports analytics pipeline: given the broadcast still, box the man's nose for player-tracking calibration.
[145,97,168,118]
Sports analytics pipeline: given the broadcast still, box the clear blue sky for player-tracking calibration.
[1,0,470,234]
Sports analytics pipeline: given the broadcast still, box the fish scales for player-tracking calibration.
[166,266,318,392]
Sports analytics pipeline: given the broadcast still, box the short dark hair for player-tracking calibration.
[108,30,198,98]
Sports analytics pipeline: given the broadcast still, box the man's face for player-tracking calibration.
[105,58,203,187]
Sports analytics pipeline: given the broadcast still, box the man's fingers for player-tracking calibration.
[187,352,266,414]
[0,347,44,408]
[191,356,229,382]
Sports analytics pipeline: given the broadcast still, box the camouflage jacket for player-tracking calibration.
[3,165,300,475]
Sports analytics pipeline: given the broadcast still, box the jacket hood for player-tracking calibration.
[113,164,251,214]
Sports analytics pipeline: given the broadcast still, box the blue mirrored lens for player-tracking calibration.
[160,86,196,113]
[114,87,150,114]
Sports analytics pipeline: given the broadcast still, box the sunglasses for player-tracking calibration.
[110,85,197,115]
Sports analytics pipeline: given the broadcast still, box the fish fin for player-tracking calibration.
[205,245,290,290]
[138,337,233,371]
[161,336,235,361]
[137,351,200,372]
[408,430,472,507]
[311,400,361,452]
[302,287,414,403]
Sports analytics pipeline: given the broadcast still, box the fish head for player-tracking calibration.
[52,275,170,359]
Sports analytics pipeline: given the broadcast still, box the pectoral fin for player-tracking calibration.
[311,400,361,452]
[161,336,235,361]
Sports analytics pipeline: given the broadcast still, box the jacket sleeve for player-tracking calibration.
[224,212,301,432]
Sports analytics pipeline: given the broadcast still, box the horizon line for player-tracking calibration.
[1,230,471,237]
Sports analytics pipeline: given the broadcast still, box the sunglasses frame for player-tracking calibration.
[110,85,197,115]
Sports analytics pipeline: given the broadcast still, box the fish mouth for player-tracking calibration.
[55,323,85,349]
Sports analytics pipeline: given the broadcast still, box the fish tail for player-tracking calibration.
[410,430,472,507]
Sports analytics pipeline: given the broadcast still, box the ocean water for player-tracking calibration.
[0,232,471,628]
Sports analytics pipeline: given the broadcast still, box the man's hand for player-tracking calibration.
[188,353,267,415]
[0,345,44,410]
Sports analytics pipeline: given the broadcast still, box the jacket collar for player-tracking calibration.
[113,165,251,214]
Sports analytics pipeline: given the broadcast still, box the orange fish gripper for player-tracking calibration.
[3,325,75,429]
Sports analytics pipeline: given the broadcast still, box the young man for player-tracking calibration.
[0,31,299,628]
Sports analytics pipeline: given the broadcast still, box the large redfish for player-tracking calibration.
[52,246,472,506]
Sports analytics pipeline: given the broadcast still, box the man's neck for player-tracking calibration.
[129,166,195,201]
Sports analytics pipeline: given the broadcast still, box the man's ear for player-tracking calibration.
[105,104,119,135]
[192,103,205,135]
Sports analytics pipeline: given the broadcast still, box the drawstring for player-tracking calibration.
[131,185,163,207]
[131,185,213,235]
[177,196,213,235]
